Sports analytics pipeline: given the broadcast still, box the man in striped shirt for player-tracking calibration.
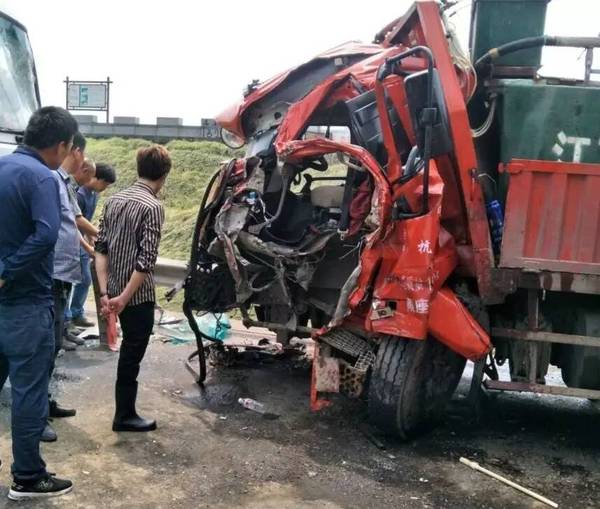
[95,145,171,432]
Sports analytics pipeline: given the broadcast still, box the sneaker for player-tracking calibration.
[72,316,95,328]
[8,475,72,500]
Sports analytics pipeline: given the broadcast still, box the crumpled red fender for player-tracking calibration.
[428,287,491,360]
[357,161,446,338]
[354,161,490,360]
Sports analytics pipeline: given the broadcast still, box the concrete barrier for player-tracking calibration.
[73,116,220,142]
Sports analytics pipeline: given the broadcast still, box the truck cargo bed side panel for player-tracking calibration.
[500,159,600,274]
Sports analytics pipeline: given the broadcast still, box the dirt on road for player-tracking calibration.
[0,325,599,509]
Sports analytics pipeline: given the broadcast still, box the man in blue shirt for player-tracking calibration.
[0,106,76,500]
[68,163,117,328]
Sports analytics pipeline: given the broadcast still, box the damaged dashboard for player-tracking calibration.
[185,152,376,331]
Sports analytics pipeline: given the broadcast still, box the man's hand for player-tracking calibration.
[108,294,128,316]
[0,278,5,289]
[100,294,110,317]
[82,240,95,258]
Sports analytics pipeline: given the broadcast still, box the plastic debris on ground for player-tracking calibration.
[157,313,231,345]
[238,397,280,420]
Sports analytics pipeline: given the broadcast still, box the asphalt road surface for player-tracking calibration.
[0,323,598,509]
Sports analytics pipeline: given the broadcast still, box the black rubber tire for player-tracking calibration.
[561,308,600,389]
[368,336,466,439]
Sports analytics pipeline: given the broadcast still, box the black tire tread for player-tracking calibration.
[368,336,465,439]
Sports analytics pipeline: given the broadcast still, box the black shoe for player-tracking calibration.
[8,475,73,500]
[112,415,157,432]
[113,382,156,432]
[65,332,84,346]
[40,423,57,443]
[72,316,95,328]
[67,323,85,335]
[49,400,76,418]
[61,341,76,352]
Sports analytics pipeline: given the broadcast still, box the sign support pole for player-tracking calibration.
[106,76,111,124]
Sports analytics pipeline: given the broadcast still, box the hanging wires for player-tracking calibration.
[440,0,498,137]
[471,95,497,138]
[441,2,478,102]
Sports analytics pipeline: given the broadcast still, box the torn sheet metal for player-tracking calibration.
[237,230,337,259]
[214,202,253,302]
[237,231,337,292]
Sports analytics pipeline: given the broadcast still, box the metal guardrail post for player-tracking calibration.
[152,257,188,287]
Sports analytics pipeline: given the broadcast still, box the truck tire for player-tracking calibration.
[368,336,466,439]
[561,308,600,389]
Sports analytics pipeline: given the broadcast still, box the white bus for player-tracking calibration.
[0,11,40,155]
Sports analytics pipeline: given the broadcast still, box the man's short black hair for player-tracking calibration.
[72,132,86,152]
[95,163,116,184]
[23,106,78,150]
[136,145,172,181]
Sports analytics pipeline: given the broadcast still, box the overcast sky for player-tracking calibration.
[2,0,598,124]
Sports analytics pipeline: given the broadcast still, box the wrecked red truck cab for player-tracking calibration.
[183,1,494,438]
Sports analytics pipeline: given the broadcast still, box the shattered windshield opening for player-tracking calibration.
[0,16,38,132]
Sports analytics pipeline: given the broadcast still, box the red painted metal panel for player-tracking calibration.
[500,159,600,275]
[414,1,497,302]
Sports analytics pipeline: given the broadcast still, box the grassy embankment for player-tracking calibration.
[86,137,239,310]
[85,137,346,312]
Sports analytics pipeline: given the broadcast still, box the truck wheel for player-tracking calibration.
[561,308,600,389]
[368,336,466,439]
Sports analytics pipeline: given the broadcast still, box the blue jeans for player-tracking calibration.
[68,254,92,320]
[0,303,53,482]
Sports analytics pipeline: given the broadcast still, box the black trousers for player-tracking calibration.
[116,302,155,389]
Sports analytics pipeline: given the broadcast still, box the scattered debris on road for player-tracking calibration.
[460,457,558,508]
[359,423,386,450]
[238,397,280,420]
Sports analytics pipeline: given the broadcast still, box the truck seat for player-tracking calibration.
[311,185,345,209]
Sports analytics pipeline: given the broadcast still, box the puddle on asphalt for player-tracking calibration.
[486,456,524,476]
[53,371,84,383]
[549,457,589,477]
[183,382,245,412]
